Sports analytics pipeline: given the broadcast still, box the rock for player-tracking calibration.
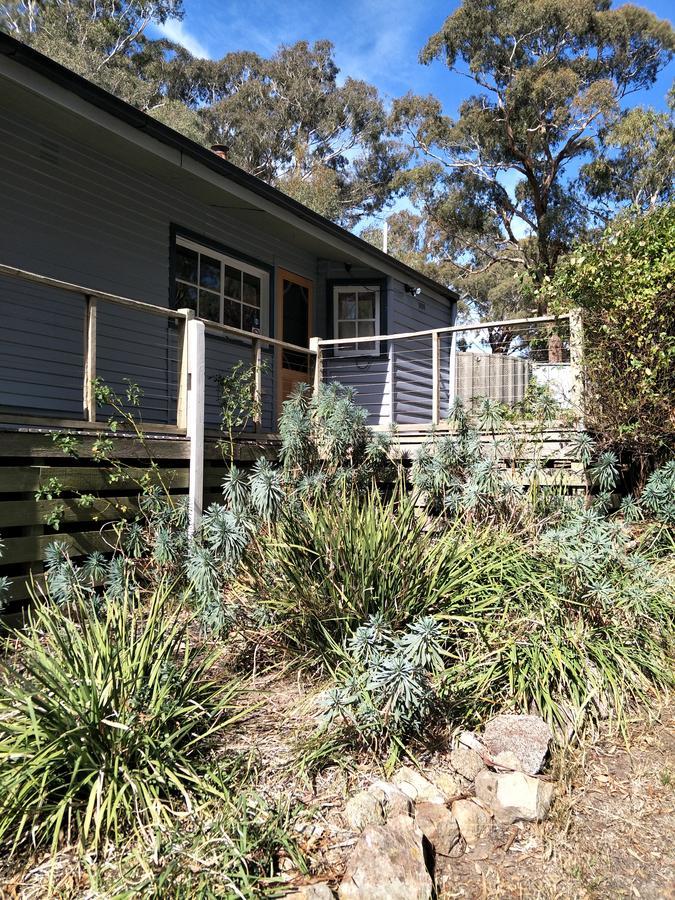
[451,799,491,846]
[458,730,487,754]
[369,781,414,818]
[482,714,553,775]
[285,886,335,900]
[344,790,385,831]
[415,800,460,862]
[392,766,446,805]
[429,769,464,800]
[338,814,434,900]
[493,750,524,772]
[474,769,555,824]
[450,746,486,782]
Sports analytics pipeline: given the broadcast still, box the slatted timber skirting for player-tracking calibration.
[0,427,279,607]
[1,423,581,611]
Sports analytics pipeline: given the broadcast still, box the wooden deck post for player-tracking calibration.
[569,308,584,424]
[176,309,194,432]
[252,338,263,431]
[184,314,205,536]
[431,330,440,426]
[310,337,322,396]
[448,330,458,411]
[83,295,97,422]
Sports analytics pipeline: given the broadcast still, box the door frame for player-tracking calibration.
[275,268,314,417]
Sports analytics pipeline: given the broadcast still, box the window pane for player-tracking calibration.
[224,265,241,301]
[223,298,241,329]
[176,245,198,283]
[199,289,220,322]
[358,293,376,319]
[200,254,221,291]
[242,305,260,333]
[338,321,356,339]
[338,293,357,320]
[358,321,375,337]
[175,281,197,311]
[243,272,261,307]
[360,341,376,352]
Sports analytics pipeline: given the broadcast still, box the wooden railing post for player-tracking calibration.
[252,338,263,431]
[310,337,322,396]
[185,315,205,536]
[448,330,458,412]
[83,295,97,422]
[431,330,440,426]
[569,308,584,424]
[176,308,194,431]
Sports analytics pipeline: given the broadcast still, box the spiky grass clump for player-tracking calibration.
[0,585,246,853]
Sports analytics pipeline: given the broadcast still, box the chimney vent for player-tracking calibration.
[210,144,229,160]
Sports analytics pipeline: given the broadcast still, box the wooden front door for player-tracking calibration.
[276,269,313,414]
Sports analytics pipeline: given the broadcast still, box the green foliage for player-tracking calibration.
[546,204,675,459]
[240,484,536,658]
[96,790,306,899]
[320,614,446,753]
[581,90,675,213]
[391,0,674,312]
[0,585,246,853]
[278,382,396,490]
[215,360,267,465]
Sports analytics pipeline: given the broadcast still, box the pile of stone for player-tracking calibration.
[287,713,554,900]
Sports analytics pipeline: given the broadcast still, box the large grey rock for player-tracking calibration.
[428,769,464,800]
[368,781,414,818]
[415,800,460,860]
[451,799,491,846]
[338,814,433,900]
[450,746,486,782]
[344,790,385,831]
[475,769,555,824]
[482,714,552,775]
[285,886,335,900]
[392,766,446,805]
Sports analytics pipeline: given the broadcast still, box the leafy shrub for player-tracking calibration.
[97,790,306,899]
[545,204,675,463]
[240,483,544,658]
[0,585,245,852]
[320,614,447,753]
[278,382,396,490]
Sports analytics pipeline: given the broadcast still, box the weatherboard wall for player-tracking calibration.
[0,98,313,430]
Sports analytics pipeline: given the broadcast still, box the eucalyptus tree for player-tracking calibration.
[392,0,675,310]
[170,40,406,226]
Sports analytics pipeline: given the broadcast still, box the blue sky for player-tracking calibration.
[156,0,674,116]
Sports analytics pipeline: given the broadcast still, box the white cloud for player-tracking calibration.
[155,18,211,59]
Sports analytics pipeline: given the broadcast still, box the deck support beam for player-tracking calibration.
[310,336,322,396]
[252,339,263,431]
[83,295,97,422]
[177,309,204,536]
[431,330,440,426]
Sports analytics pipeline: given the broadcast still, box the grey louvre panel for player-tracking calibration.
[0,274,83,418]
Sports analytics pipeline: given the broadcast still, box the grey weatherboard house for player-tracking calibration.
[0,32,457,434]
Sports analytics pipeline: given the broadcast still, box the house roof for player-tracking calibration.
[0,32,458,304]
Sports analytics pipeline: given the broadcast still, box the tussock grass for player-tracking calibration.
[0,584,247,854]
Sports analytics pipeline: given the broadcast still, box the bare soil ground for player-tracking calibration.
[236,677,675,900]
[1,666,673,899]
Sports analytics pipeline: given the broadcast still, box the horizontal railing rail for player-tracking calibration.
[0,264,317,435]
[313,312,582,430]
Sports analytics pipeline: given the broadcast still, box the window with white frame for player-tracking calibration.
[334,284,380,355]
[174,237,269,334]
